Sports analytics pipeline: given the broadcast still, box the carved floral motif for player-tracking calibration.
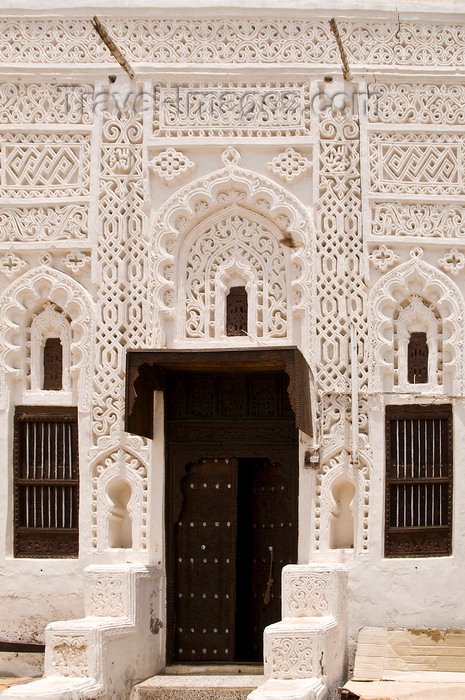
[50,635,88,677]
[369,244,399,272]
[438,248,465,276]
[267,148,312,183]
[0,252,27,277]
[84,571,127,617]
[150,148,196,183]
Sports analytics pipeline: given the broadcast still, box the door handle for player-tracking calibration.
[264,546,274,605]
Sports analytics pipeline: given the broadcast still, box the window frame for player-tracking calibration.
[385,403,453,558]
[14,405,79,558]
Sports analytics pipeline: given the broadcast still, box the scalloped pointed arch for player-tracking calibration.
[369,258,465,395]
[150,161,315,356]
[0,266,95,409]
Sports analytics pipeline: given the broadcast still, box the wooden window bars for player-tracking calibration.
[385,404,452,558]
[14,406,79,558]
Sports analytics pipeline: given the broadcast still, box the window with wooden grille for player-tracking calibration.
[385,404,452,558]
[226,286,248,337]
[14,406,79,558]
[407,331,428,384]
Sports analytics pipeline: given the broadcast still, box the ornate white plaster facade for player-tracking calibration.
[1,1,465,699]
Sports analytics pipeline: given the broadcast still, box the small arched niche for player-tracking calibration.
[330,477,355,550]
[107,478,133,549]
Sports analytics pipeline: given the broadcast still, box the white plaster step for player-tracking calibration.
[248,679,327,700]
[131,674,264,700]
[1,676,103,699]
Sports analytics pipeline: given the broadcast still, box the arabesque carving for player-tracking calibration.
[0,82,93,124]
[153,83,310,137]
[3,19,465,67]
[371,203,465,239]
[0,205,88,241]
[368,83,465,124]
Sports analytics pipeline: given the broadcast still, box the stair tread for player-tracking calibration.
[135,675,264,688]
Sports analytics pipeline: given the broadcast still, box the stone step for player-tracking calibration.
[131,674,264,700]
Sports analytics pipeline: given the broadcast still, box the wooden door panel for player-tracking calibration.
[174,458,238,662]
[235,456,298,661]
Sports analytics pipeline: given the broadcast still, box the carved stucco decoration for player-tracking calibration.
[438,248,465,276]
[3,19,465,67]
[267,148,312,183]
[92,446,148,552]
[84,570,129,618]
[49,634,89,677]
[369,258,465,395]
[149,148,196,184]
[371,202,465,239]
[369,244,400,272]
[0,266,95,409]
[150,149,315,360]
[368,83,465,125]
[316,447,371,554]
[0,251,27,278]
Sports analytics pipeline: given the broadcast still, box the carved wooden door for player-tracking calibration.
[235,456,297,661]
[173,457,238,662]
[166,370,298,663]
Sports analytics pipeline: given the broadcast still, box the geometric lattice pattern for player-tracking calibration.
[317,109,367,393]
[370,133,465,195]
[93,106,148,439]
[0,133,91,198]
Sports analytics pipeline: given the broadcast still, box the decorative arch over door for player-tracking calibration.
[149,149,315,353]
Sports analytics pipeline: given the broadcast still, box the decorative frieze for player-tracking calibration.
[2,20,465,68]
[0,133,91,199]
[153,83,310,137]
[372,203,465,239]
[0,82,93,125]
[0,205,88,241]
[368,83,465,124]
[370,133,465,195]
[339,21,465,66]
